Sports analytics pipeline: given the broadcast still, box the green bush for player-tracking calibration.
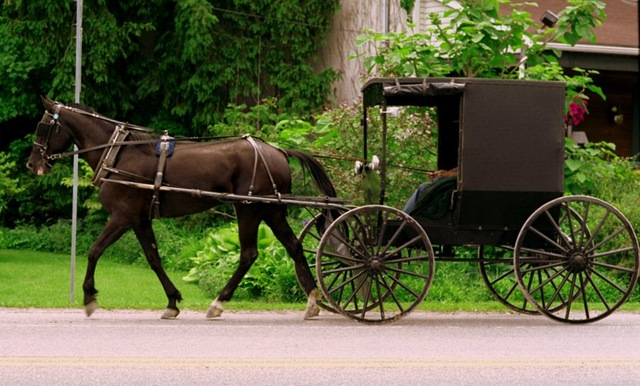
[182,222,304,302]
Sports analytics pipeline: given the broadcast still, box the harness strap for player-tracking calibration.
[150,132,173,219]
[92,124,130,187]
[243,135,280,200]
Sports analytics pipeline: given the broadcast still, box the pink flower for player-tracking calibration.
[565,100,588,126]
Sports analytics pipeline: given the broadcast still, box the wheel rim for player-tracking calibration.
[298,209,351,313]
[316,205,435,324]
[478,245,539,314]
[479,205,589,315]
[514,196,639,323]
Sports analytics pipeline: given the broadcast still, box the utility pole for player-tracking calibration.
[70,0,83,302]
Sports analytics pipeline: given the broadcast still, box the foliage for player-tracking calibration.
[182,223,303,302]
[0,137,95,227]
[0,152,24,214]
[1,0,340,227]
[1,0,339,133]
[554,0,606,45]
[313,104,439,207]
[352,0,607,111]
[211,99,439,208]
[564,140,640,197]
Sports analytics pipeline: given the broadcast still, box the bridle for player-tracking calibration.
[32,102,259,166]
[33,104,63,167]
[32,103,163,164]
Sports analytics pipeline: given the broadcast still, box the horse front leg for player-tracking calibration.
[133,220,183,319]
[83,219,129,317]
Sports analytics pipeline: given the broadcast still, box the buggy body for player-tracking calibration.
[361,77,565,246]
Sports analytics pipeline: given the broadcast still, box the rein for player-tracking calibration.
[40,103,237,162]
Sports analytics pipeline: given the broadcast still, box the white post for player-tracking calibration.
[71,0,83,303]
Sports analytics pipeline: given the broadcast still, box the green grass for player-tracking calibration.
[2,249,638,314]
[0,249,314,312]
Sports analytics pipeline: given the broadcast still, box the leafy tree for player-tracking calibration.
[0,0,339,226]
[353,0,606,107]
[1,0,339,134]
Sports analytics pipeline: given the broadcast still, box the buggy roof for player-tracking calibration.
[361,77,563,108]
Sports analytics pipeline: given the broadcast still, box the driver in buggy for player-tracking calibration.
[402,167,458,219]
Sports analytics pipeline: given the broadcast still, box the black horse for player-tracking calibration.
[27,97,336,319]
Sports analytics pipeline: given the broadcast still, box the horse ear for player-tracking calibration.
[40,95,54,109]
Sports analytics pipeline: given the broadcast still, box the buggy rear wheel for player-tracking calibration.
[514,196,639,323]
[315,205,435,324]
[478,245,538,314]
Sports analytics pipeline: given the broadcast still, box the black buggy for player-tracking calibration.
[299,77,640,324]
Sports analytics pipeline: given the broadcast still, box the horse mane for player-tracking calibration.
[65,103,160,155]
[68,102,97,114]
[127,130,158,155]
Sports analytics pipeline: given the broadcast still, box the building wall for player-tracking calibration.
[314,1,408,105]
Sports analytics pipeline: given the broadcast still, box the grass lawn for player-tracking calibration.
[0,249,319,313]
[2,249,638,314]
[0,249,215,311]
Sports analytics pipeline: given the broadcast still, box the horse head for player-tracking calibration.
[27,96,75,175]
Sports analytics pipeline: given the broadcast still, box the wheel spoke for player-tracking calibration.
[382,264,431,281]
[586,225,629,256]
[377,273,405,313]
[382,235,426,261]
[591,258,637,274]
[316,205,434,323]
[323,268,366,293]
[583,209,611,251]
[587,265,629,294]
[518,260,565,274]
[478,246,537,315]
[321,263,366,276]
[385,253,432,264]
[583,269,612,311]
[515,196,639,323]
[380,268,422,300]
[578,273,590,320]
[543,209,573,250]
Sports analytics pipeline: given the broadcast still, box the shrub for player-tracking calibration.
[182,222,305,302]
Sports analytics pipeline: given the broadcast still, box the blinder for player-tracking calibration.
[35,119,54,138]
[34,106,62,153]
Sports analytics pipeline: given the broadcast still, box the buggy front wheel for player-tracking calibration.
[315,205,435,324]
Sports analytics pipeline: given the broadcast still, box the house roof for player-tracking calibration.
[518,0,638,48]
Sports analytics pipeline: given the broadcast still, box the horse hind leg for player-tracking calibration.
[207,206,261,319]
[206,249,259,318]
[206,249,258,319]
[263,207,321,320]
[133,221,183,319]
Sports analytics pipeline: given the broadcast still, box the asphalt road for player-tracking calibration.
[1,308,639,385]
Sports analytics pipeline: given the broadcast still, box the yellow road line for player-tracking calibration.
[1,357,639,368]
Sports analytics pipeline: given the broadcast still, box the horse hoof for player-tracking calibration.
[85,301,99,317]
[161,308,180,319]
[206,306,223,319]
[304,305,320,320]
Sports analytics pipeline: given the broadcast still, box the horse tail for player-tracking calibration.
[281,149,336,198]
